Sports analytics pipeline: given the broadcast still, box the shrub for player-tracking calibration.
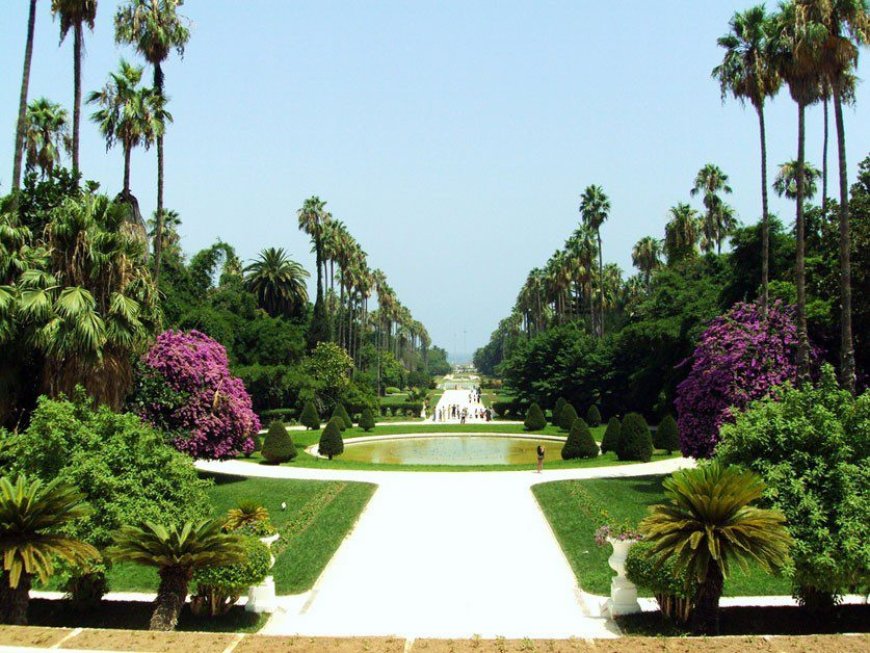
[319,417,344,460]
[191,535,271,617]
[626,540,696,625]
[385,386,401,395]
[716,365,870,608]
[244,432,261,459]
[552,397,567,425]
[558,403,578,431]
[337,403,353,428]
[523,403,547,431]
[562,418,599,460]
[261,420,297,464]
[600,417,621,454]
[617,413,653,462]
[654,414,680,454]
[674,301,802,458]
[330,405,348,431]
[259,408,297,423]
[300,401,320,430]
[223,501,276,537]
[359,408,376,432]
[586,405,602,427]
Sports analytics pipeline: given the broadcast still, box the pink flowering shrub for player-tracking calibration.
[139,330,260,459]
[674,301,800,459]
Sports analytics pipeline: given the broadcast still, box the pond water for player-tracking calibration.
[339,436,562,466]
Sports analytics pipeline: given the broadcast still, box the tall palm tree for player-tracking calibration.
[115,0,190,283]
[297,196,331,348]
[631,236,662,285]
[51,0,97,176]
[0,475,99,625]
[691,164,735,254]
[243,247,309,319]
[664,203,701,264]
[579,184,610,336]
[12,0,39,193]
[147,207,181,260]
[24,98,71,179]
[713,5,782,315]
[798,0,867,393]
[639,463,792,635]
[108,520,244,631]
[773,159,821,199]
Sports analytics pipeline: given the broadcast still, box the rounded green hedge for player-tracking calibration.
[617,413,653,462]
[562,418,599,460]
[300,401,320,430]
[600,417,621,454]
[524,403,547,431]
[559,403,578,431]
[261,420,297,464]
[654,414,680,454]
[319,417,345,459]
[586,405,602,427]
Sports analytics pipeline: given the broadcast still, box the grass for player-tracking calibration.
[532,475,792,597]
[106,474,375,595]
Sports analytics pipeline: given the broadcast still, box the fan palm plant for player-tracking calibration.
[24,98,70,178]
[774,159,822,200]
[690,164,735,254]
[108,520,245,631]
[631,236,662,285]
[639,462,792,635]
[0,474,99,625]
[664,203,701,264]
[244,247,309,319]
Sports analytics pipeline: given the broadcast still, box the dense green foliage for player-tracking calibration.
[552,397,567,425]
[523,403,547,431]
[654,414,680,454]
[617,413,653,462]
[261,420,297,464]
[586,404,602,426]
[561,418,599,460]
[359,407,375,432]
[600,417,621,455]
[626,540,696,624]
[318,417,344,460]
[300,401,320,430]
[191,535,271,617]
[558,403,578,431]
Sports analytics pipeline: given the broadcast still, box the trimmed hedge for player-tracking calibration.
[319,417,344,459]
[552,397,567,425]
[559,403,578,431]
[491,400,529,418]
[601,417,621,454]
[524,403,547,431]
[378,402,422,417]
[654,414,680,454]
[617,412,653,462]
[259,408,297,424]
[562,418,599,460]
[333,403,352,430]
[300,401,320,430]
[586,405,602,427]
[360,408,376,432]
[261,420,297,464]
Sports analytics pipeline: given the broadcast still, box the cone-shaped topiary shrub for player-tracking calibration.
[559,403,578,431]
[261,420,297,464]
[552,397,567,425]
[617,412,653,462]
[586,405,602,427]
[330,404,348,431]
[337,403,353,429]
[319,417,345,460]
[562,418,600,460]
[600,417,621,454]
[524,403,547,431]
[654,414,680,454]
[359,408,376,432]
[300,401,320,430]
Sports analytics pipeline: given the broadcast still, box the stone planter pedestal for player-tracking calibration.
[605,537,641,618]
[246,533,280,613]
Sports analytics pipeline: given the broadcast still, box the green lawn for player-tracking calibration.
[532,476,791,597]
[107,474,375,595]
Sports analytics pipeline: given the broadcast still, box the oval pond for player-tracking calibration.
[337,436,563,466]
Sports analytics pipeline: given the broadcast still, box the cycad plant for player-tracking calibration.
[108,520,245,631]
[639,462,792,635]
[0,475,99,625]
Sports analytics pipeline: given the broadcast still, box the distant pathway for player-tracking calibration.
[196,455,692,639]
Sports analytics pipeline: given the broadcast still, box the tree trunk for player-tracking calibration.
[758,104,770,318]
[12,0,38,193]
[154,63,166,284]
[833,90,855,393]
[72,23,82,176]
[795,103,811,384]
[0,570,31,625]
[822,95,828,215]
[123,142,132,196]
[691,563,723,635]
[150,566,190,631]
[597,233,604,337]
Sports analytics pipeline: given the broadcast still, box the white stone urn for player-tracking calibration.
[605,537,641,618]
[246,533,280,613]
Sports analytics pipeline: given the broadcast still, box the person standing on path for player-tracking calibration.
[536,444,545,473]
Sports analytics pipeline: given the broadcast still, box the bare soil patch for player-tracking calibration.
[66,629,236,653]
[235,635,406,653]
[0,625,74,647]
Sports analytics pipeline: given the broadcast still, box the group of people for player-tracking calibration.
[433,404,492,423]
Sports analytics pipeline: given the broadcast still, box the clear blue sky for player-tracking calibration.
[2,1,868,361]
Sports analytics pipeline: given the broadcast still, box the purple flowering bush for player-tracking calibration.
[138,330,260,459]
[674,301,800,458]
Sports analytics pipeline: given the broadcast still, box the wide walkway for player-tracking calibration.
[196,455,692,639]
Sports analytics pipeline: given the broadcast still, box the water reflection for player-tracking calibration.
[341,436,560,466]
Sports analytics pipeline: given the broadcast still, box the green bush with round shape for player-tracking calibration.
[191,535,271,617]
[586,405,602,427]
[523,403,547,431]
[617,413,653,462]
[552,397,567,425]
[600,417,621,454]
[261,420,297,464]
[385,387,401,395]
[562,418,599,460]
[330,404,348,431]
[559,403,578,431]
[319,417,345,460]
[625,540,696,625]
[654,414,680,454]
[331,403,352,430]
[359,408,376,432]
[300,401,320,430]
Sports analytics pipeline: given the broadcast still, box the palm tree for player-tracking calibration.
[297,196,331,348]
[639,463,792,635]
[108,520,244,631]
[147,207,181,261]
[631,236,662,285]
[24,98,70,179]
[664,203,701,264]
[773,159,821,200]
[12,0,39,193]
[713,5,782,315]
[244,247,309,318]
[579,184,611,336]
[691,164,734,254]
[565,226,597,328]
[0,475,99,625]
[115,0,190,284]
[51,0,97,176]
